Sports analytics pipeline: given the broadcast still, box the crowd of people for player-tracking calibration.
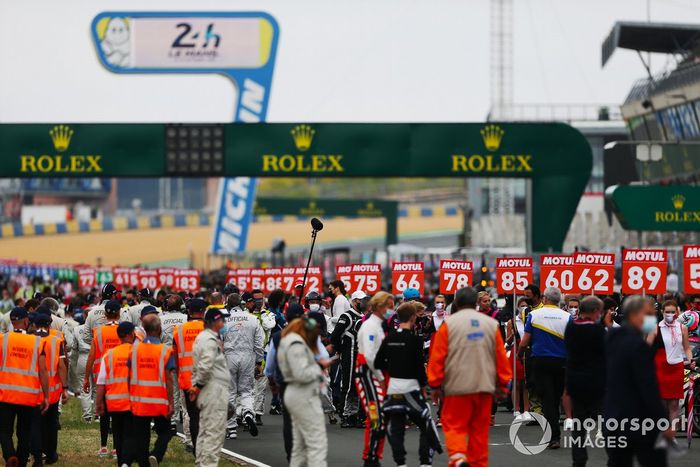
[0,274,698,467]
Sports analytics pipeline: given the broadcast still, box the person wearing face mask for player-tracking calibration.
[604,295,671,466]
[330,290,367,428]
[506,297,532,423]
[356,291,394,467]
[247,290,276,426]
[223,292,264,439]
[647,299,694,444]
[566,296,581,319]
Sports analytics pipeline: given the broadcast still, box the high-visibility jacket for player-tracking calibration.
[103,343,132,412]
[48,329,65,346]
[40,334,62,405]
[93,323,121,375]
[173,320,204,390]
[0,332,43,406]
[129,341,172,417]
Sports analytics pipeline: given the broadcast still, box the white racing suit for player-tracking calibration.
[161,311,188,430]
[223,309,265,430]
[252,309,277,416]
[74,323,93,421]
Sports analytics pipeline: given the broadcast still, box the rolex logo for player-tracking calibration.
[480,124,504,152]
[291,125,315,151]
[672,194,686,210]
[49,125,74,152]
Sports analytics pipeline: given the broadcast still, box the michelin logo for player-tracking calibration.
[211,177,257,254]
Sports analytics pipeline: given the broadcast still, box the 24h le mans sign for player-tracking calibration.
[0,122,592,252]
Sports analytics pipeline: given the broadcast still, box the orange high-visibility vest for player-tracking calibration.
[93,323,121,375]
[129,342,172,417]
[41,334,62,405]
[103,343,132,412]
[0,332,43,406]
[48,329,65,346]
[173,320,204,390]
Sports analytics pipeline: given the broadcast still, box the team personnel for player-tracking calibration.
[81,284,122,347]
[265,304,306,461]
[356,291,394,467]
[173,298,206,454]
[564,296,607,467]
[224,294,264,438]
[160,295,188,434]
[278,316,332,467]
[126,289,156,326]
[330,290,366,428]
[95,322,136,467]
[72,313,93,422]
[374,302,442,467]
[518,286,571,449]
[34,313,69,465]
[189,308,230,467]
[246,290,276,425]
[83,299,122,458]
[328,279,351,334]
[428,287,511,467]
[0,307,50,467]
[129,314,175,467]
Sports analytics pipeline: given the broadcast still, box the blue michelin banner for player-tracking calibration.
[91,11,279,253]
[210,177,258,253]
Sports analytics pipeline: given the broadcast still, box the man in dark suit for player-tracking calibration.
[604,295,671,467]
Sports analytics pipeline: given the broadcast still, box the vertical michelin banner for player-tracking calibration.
[91,11,279,253]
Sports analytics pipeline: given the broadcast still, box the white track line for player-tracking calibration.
[175,432,271,467]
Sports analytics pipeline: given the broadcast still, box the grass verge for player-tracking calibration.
[54,398,239,466]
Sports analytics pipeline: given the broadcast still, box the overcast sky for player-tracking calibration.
[1,0,699,123]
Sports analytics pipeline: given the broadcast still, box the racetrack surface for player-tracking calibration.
[0,216,461,266]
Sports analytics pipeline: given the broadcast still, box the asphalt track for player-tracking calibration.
[0,217,462,266]
[217,405,700,467]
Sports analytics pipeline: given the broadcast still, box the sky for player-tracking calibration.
[1,0,699,123]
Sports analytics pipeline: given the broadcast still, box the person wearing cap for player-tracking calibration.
[0,307,50,467]
[222,283,239,302]
[159,295,189,439]
[330,289,367,428]
[33,313,69,465]
[95,321,136,467]
[246,290,276,426]
[173,298,206,455]
[189,308,230,467]
[128,314,175,467]
[224,292,264,439]
[81,283,122,348]
[126,288,157,327]
[84,299,123,459]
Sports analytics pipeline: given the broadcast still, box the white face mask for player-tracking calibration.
[664,312,675,323]
[309,304,320,312]
[568,307,578,317]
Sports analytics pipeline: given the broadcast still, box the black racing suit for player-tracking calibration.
[330,307,363,419]
[374,328,442,466]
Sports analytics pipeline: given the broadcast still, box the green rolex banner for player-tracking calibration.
[606,185,700,231]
